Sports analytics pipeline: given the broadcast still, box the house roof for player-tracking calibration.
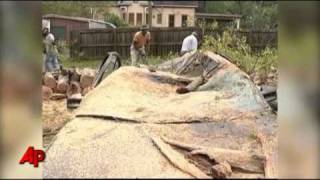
[116,1,198,8]
[42,14,116,28]
[195,13,242,20]
[152,1,198,8]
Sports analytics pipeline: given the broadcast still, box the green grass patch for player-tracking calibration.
[59,52,178,69]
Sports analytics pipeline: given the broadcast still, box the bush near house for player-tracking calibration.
[104,12,129,27]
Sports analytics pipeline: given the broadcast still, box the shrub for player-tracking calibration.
[201,26,277,81]
[104,12,128,27]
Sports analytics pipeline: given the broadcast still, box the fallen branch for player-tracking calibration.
[150,136,210,178]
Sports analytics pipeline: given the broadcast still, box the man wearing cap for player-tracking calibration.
[130,25,151,66]
[180,31,200,56]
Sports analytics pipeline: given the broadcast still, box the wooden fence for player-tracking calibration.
[70,27,277,58]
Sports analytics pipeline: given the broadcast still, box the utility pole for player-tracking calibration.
[148,1,152,28]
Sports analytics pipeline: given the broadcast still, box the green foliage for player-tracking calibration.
[121,51,179,66]
[55,40,69,55]
[60,56,101,69]
[201,26,277,79]
[103,12,129,27]
[205,1,278,31]
[42,1,114,18]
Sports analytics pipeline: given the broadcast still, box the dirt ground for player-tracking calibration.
[42,99,75,149]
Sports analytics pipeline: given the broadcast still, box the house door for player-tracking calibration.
[168,14,175,27]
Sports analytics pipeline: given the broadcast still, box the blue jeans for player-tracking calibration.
[44,53,60,72]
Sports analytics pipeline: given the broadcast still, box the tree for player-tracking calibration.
[42,1,114,19]
[103,12,129,27]
[205,1,278,31]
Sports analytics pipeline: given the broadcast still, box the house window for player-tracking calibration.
[157,13,162,24]
[122,13,126,21]
[182,15,188,27]
[145,13,149,25]
[169,14,175,27]
[129,13,135,25]
[136,13,142,26]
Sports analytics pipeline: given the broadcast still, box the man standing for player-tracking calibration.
[130,25,151,66]
[42,27,60,72]
[180,31,200,56]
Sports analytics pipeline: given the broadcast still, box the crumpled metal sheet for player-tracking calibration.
[44,51,277,178]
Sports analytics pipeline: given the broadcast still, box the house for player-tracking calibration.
[42,14,116,44]
[109,1,241,29]
[109,1,198,27]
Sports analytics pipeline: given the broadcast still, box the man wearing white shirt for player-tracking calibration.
[180,31,199,56]
[42,27,60,72]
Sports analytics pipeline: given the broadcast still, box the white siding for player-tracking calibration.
[89,21,106,29]
[109,3,195,27]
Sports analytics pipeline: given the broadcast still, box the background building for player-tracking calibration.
[110,1,241,28]
[43,14,115,43]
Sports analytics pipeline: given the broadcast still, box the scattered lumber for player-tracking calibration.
[80,68,95,89]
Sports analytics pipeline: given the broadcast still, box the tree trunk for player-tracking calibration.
[162,136,266,173]
[80,68,95,89]
[69,67,81,82]
[43,72,57,90]
[56,75,69,93]
[82,86,93,96]
[50,93,67,100]
[42,85,53,100]
[211,161,232,178]
[67,81,82,98]
[185,76,205,91]
[176,76,205,94]
[151,136,210,178]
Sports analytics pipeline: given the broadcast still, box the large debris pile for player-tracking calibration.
[44,51,277,178]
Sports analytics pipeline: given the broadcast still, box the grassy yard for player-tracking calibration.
[59,50,178,69]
